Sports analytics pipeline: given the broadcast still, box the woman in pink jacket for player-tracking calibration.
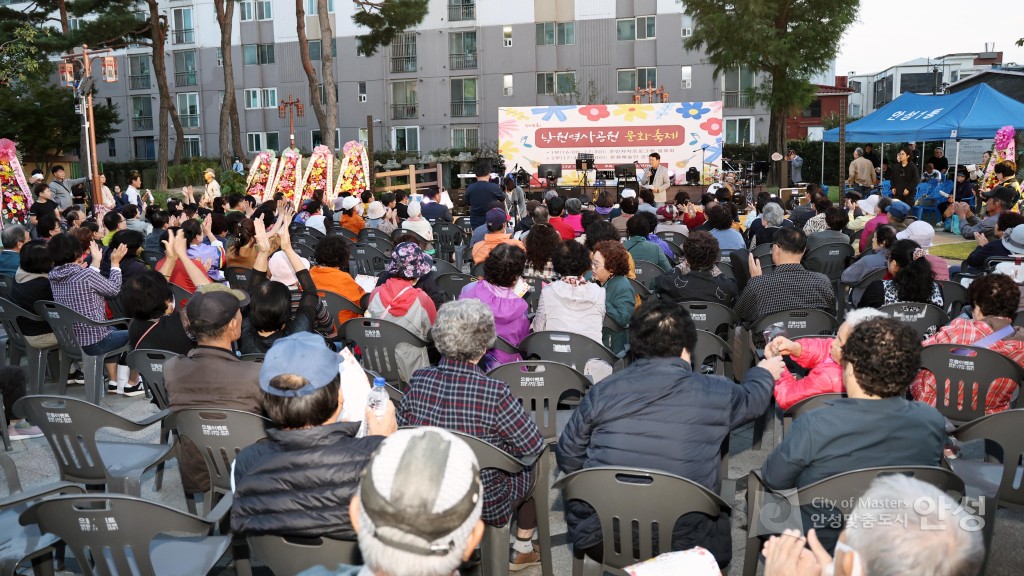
[764,308,886,410]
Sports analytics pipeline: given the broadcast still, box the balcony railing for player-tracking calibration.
[179,114,200,128]
[129,74,151,90]
[723,91,754,108]
[132,116,153,131]
[451,101,478,117]
[390,57,417,73]
[175,71,197,86]
[447,3,475,21]
[390,104,418,120]
[449,53,477,70]
[172,29,194,44]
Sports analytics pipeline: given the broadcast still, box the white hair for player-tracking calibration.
[846,474,984,576]
[841,307,886,330]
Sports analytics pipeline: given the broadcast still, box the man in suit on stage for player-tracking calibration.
[640,152,671,198]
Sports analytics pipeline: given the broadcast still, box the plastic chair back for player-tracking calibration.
[126,349,175,410]
[782,393,845,436]
[432,259,462,276]
[487,361,588,441]
[319,290,366,324]
[519,331,620,375]
[937,280,969,317]
[342,318,430,386]
[351,245,390,276]
[432,222,468,264]
[654,231,687,249]
[248,535,361,576]
[920,345,1022,424]
[435,273,477,302]
[358,227,393,243]
[751,243,774,269]
[169,283,194,309]
[0,274,15,298]
[752,308,839,339]
[292,242,317,262]
[692,329,734,377]
[952,409,1024,509]
[393,228,431,248]
[169,409,270,497]
[225,267,252,290]
[337,227,360,242]
[632,260,667,289]
[357,237,394,254]
[879,302,949,339]
[141,250,163,268]
[680,301,741,338]
[803,242,854,283]
[0,297,38,365]
[628,278,652,301]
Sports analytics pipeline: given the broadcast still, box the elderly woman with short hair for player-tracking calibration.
[459,243,530,368]
[398,299,546,570]
[591,240,635,354]
[652,230,737,308]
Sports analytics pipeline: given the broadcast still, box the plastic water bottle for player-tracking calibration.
[367,377,389,419]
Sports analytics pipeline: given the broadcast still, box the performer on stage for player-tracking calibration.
[640,152,671,197]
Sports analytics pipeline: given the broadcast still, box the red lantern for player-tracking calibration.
[59,62,75,87]
[101,56,118,82]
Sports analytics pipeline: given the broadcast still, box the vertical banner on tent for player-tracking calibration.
[838,101,847,185]
[498,103,723,185]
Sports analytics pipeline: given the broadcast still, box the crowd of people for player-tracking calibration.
[2,151,1015,576]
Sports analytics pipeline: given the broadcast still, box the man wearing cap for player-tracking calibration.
[885,199,913,232]
[471,208,524,265]
[895,220,950,280]
[202,168,221,207]
[164,284,262,495]
[420,186,453,223]
[465,162,505,229]
[231,332,397,540]
[339,196,366,236]
[955,185,1014,243]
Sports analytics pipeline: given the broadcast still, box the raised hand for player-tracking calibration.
[254,217,271,253]
[110,244,129,266]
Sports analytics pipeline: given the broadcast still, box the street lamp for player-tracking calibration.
[59,45,117,208]
[278,95,304,150]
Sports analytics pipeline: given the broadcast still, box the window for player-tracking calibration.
[306,0,335,14]
[449,31,477,70]
[681,14,693,37]
[503,26,512,47]
[309,39,337,61]
[390,80,417,120]
[173,50,196,86]
[392,127,419,152]
[247,132,279,153]
[134,136,155,160]
[132,96,153,131]
[176,92,200,128]
[680,65,692,89]
[171,8,193,44]
[311,129,341,149]
[239,0,253,21]
[183,135,201,158]
[244,88,277,109]
[950,70,959,83]
[538,71,575,95]
[617,67,657,92]
[503,74,513,96]
[128,54,150,90]
[358,128,368,147]
[451,77,477,117]
[448,0,475,21]
[256,0,272,19]
[108,139,116,157]
[452,127,479,150]
[536,22,574,45]
[357,81,367,103]
[317,83,338,105]
[617,16,655,40]
[801,98,822,118]
[724,118,753,145]
[243,43,275,65]
[390,32,416,72]
[723,67,755,107]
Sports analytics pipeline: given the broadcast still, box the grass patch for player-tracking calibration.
[928,241,976,261]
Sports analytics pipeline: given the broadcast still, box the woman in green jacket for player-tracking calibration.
[592,240,636,354]
[623,211,673,272]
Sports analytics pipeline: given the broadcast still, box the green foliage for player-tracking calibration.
[352,0,429,57]
[0,26,42,85]
[64,0,152,51]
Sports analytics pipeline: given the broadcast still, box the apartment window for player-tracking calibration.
[68,17,82,31]
[617,67,657,92]
[536,22,574,46]
[357,81,367,103]
[183,135,202,158]
[392,127,420,152]
[173,50,197,86]
[451,77,477,117]
[317,83,338,105]
[172,8,193,44]
[133,136,155,160]
[390,80,417,120]
[216,48,223,67]
[680,65,692,89]
[449,31,477,70]
[243,43,275,65]
[537,71,575,95]
[681,14,693,37]
[390,32,416,73]
[309,39,337,61]
[448,0,475,21]
[503,74,513,96]
[358,128,368,147]
[724,118,753,145]
[452,127,479,150]
[108,139,116,156]
[176,92,200,128]
[247,132,280,153]
[503,26,512,47]
[617,16,655,40]
[306,0,335,14]
[244,88,277,109]
[131,96,153,131]
[723,66,755,107]
[239,0,253,21]
[311,129,341,149]
[128,54,150,90]
[256,0,272,19]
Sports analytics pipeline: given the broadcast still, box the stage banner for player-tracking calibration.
[498,103,723,186]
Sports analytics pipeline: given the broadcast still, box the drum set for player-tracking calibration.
[703,158,769,197]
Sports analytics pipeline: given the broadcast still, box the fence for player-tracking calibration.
[374,164,443,196]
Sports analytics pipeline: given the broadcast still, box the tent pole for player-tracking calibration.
[821,140,825,187]
[880,143,884,183]
[953,138,961,197]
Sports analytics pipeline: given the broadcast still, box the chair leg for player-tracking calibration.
[27,548,56,576]
[534,451,555,576]
[57,353,72,396]
[480,524,510,576]
[742,536,762,576]
[26,346,48,395]
[155,425,171,491]
[0,396,11,451]
[82,354,104,405]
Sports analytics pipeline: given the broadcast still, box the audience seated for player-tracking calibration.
[458,244,530,369]
[421,186,454,223]
[912,273,1024,414]
[557,299,784,569]
[532,241,605,343]
[842,225,896,304]
[400,202,434,250]
[654,204,689,237]
[123,271,197,355]
[961,213,1024,275]
[0,225,29,276]
[546,196,576,241]
[746,202,791,249]
[471,208,524,265]
[706,204,745,252]
[310,236,365,326]
[625,211,674,271]
[338,196,366,236]
[858,239,943,309]
[653,230,736,306]
[224,214,258,268]
[805,206,851,252]
[896,220,949,280]
[398,300,545,572]
[231,332,397,540]
[181,217,225,282]
[11,240,58,350]
[522,223,561,281]
[100,229,148,281]
[611,196,637,239]
[801,196,834,236]
[563,198,585,235]
[958,185,1014,242]
[591,240,636,354]
[857,195,888,252]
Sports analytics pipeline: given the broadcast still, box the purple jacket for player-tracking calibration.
[460,280,529,367]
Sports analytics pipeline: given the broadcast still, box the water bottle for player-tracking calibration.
[367,377,389,419]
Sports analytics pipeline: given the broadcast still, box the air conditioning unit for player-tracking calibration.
[681,27,692,37]
[358,94,367,103]
[504,38,512,47]
[503,87,513,96]
[681,79,691,89]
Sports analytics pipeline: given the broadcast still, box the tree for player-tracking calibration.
[0,0,69,84]
[295,0,338,153]
[683,0,858,187]
[212,0,245,167]
[351,0,429,57]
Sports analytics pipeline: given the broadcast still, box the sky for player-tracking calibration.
[835,0,1024,76]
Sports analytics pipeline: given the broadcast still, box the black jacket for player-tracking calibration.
[231,422,384,539]
[239,268,323,354]
[652,270,737,307]
[556,357,774,567]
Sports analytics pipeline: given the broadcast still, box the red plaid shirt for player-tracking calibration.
[911,319,1024,415]
[398,357,544,526]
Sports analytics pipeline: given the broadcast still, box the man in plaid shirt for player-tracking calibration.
[398,299,544,572]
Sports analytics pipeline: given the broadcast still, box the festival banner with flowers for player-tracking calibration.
[332,141,369,205]
[498,102,723,185]
[0,138,33,225]
[298,145,335,206]
[247,150,279,202]
[269,150,303,207]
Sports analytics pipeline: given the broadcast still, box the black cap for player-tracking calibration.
[983,185,1017,205]
[186,291,241,334]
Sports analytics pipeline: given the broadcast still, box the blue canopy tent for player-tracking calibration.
[821,83,1024,185]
